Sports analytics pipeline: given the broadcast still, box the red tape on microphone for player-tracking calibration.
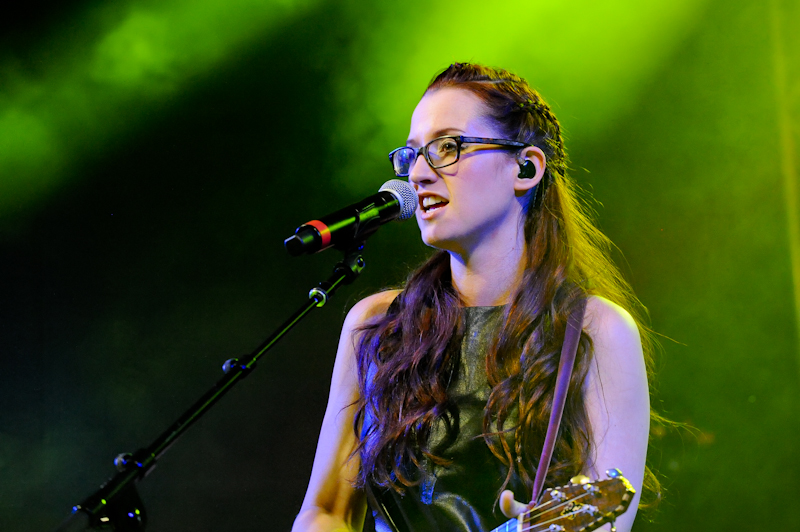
[304,220,331,248]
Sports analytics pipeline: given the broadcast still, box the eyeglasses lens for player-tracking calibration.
[391,137,461,177]
[393,148,415,177]
[426,137,459,169]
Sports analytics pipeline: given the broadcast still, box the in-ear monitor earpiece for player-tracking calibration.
[518,160,536,179]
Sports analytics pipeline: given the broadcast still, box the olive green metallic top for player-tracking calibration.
[366,305,524,532]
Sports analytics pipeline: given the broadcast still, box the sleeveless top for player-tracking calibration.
[363,306,526,532]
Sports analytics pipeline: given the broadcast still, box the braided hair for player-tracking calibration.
[428,63,569,211]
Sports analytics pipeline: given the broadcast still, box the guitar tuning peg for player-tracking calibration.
[606,468,623,478]
[569,474,590,484]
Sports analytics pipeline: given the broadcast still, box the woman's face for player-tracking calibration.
[407,88,528,256]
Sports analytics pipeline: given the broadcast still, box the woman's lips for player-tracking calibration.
[419,201,447,220]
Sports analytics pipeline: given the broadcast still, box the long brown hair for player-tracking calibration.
[353,63,660,506]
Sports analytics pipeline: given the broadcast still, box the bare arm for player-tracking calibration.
[502,296,650,532]
[292,290,400,532]
[579,296,650,532]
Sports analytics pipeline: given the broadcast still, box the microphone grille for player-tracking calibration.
[379,179,418,220]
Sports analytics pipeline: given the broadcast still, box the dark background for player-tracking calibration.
[1,0,799,530]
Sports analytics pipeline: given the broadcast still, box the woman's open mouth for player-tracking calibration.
[421,195,449,213]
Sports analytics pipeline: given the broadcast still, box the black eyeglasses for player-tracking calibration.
[388,135,529,177]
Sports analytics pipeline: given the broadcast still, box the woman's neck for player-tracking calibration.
[449,231,526,307]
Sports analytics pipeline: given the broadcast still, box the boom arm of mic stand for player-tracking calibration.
[54,245,367,531]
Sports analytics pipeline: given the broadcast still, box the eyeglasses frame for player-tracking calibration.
[388,135,529,177]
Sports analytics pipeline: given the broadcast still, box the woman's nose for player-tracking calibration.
[408,153,437,185]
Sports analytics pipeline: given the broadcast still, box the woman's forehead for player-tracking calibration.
[407,88,494,143]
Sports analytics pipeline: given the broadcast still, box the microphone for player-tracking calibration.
[284,179,417,256]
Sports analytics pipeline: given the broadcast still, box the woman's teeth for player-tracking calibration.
[422,196,448,211]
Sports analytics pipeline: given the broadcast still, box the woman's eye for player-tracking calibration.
[438,140,458,153]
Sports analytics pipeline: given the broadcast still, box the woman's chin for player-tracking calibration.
[420,231,464,254]
[419,228,445,248]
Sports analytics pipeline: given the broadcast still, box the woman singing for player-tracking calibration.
[292,63,656,532]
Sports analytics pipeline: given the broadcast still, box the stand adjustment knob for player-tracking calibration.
[114,453,133,471]
[222,358,239,374]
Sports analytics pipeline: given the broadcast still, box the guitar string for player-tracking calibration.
[496,492,595,532]
[519,505,599,532]
[521,488,593,517]
[518,491,595,531]
[498,482,624,531]
[523,491,591,521]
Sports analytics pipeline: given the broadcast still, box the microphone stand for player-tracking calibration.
[54,244,367,531]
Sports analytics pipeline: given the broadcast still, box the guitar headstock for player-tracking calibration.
[518,469,635,532]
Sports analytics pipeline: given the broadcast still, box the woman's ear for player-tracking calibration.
[514,146,546,193]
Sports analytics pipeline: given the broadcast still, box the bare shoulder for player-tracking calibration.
[330,289,401,392]
[343,289,402,331]
[584,296,641,356]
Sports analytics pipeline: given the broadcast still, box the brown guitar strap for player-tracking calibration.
[530,298,587,505]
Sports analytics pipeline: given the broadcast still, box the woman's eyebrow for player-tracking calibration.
[406,127,465,146]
